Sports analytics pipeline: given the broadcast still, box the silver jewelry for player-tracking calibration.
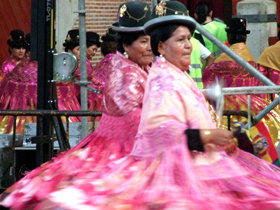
[124,51,129,58]
[160,54,166,62]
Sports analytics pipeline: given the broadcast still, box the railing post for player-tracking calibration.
[32,0,55,165]
[77,0,88,139]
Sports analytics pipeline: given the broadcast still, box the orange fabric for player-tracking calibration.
[215,43,255,63]
[258,41,280,72]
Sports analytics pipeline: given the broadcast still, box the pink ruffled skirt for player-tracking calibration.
[0,109,141,209]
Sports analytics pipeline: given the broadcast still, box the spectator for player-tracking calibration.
[86,31,101,61]
[194,1,227,58]
[190,37,214,89]
[1,29,28,78]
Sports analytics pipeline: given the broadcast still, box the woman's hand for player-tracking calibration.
[200,129,237,154]
[223,140,237,154]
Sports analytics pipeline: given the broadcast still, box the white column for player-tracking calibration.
[237,0,277,60]
[55,0,79,52]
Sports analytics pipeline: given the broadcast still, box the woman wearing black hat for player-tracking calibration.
[63,29,97,114]
[1,29,28,78]
[64,0,152,157]
[63,29,97,82]
[0,30,81,134]
[132,2,280,209]
[47,29,83,123]
[0,31,37,134]
[84,31,104,112]
[194,1,227,58]
[86,31,101,60]
[0,1,152,208]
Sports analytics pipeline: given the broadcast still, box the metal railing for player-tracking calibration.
[192,16,280,128]
[0,109,102,149]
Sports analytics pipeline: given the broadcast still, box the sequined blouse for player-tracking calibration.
[1,55,28,76]
[103,52,148,116]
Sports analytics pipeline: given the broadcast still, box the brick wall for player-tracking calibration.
[73,0,152,67]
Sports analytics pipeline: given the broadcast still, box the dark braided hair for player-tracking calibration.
[195,1,211,24]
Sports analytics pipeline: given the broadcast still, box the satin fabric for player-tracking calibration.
[203,43,262,88]
[0,52,148,209]
[2,57,280,209]
[1,55,28,78]
[0,61,37,134]
[0,60,81,134]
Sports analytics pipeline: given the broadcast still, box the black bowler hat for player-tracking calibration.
[144,1,196,35]
[226,18,250,35]
[86,31,101,48]
[7,29,26,49]
[65,29,79,42]
[112,1,151,33]
[101,27,117,42]
[63,29,80,51]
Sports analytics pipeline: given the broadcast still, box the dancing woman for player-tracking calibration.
[0,1,152,208]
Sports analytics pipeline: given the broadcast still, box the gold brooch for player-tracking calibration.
[66,34,71,41]
[155,1,166,16]
[144,5,148,12]
[119,4,127,18]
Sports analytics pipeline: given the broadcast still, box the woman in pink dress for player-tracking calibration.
[74,31,101,112]
[55,29,84,122]
[0,32,35,134]
[0,61,37,134]
[0,1,153,208]
[0,31,82,134]
[1,29,28,79]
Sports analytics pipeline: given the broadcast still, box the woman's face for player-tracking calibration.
[158,26,192,71]
[123,35,153,67]
[70,46,80,61]
[86,44,98,60]
[11,47,26,60]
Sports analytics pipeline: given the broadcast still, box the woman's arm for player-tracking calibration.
[185,128,237,153]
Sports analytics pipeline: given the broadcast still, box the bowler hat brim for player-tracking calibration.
[144,15,196,35]
[112,22,145,33]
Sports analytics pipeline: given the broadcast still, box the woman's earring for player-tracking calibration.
[160,54,166,62]
[124,51,128,59]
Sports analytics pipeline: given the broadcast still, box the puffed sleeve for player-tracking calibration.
[103,63,147,116]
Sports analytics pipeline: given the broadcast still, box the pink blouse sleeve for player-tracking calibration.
[103,64,147,116]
